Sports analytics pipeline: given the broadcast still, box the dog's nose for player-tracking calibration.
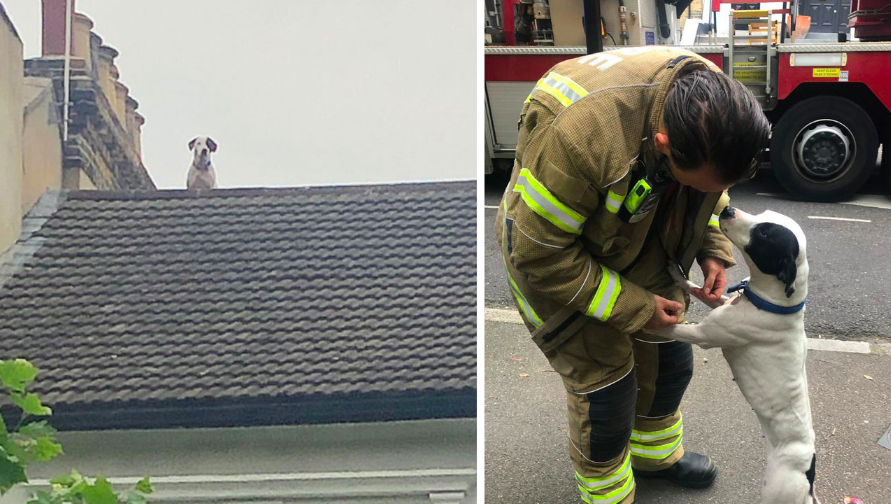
[720,206,736,220]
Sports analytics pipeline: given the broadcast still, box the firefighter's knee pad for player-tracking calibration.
[647,340,694,417]
[585,369,637,463]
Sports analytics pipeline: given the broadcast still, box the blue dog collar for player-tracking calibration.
[726,280,806,315]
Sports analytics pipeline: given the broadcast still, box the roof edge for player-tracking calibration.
[0,2,22,42]
[5,388,477,431]
[0,191,67,290]
[65,179,475,200]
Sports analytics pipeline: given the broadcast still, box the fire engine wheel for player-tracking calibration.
[771,97,878,202]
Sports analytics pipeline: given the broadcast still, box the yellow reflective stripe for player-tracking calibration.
[709,214,720,228]
[501,198,541,326]
[578,473,635,503]
[513,168,586,234]
[535,81,573,107]
[586,266,621,321]
[605,190,625,214]
[503,259,543,328]
[576,453,631,490]
[546,72,589,100]
[527,73,588,108]
[630,415,683,442]
[630,435,683,459]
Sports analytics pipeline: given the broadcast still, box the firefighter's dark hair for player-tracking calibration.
[663,69,771,184]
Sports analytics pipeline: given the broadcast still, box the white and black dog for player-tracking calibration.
[647,207,819,504]
[186,136,218,190]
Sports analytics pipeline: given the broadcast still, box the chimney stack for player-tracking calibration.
[72,13,93,72]
[41,0,76,57]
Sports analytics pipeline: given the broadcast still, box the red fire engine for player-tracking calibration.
[485,0,891,201]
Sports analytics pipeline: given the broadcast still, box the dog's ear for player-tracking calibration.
[776,255,797,298]
[188,138,198,151]
[207,137,218,153]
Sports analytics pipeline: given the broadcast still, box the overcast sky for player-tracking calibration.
[3,1,477,188]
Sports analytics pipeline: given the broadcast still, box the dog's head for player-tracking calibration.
[188,136,217,169]
[719,207,807,299]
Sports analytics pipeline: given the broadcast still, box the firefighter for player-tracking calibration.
[495,47,770,503]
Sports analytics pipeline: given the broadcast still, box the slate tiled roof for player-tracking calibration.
[0,182,476,429]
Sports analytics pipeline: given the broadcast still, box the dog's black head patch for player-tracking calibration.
[744,222,800,298]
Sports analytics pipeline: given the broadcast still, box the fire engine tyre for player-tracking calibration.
[770,97,878,202]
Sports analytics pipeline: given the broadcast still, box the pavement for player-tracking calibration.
[483,168,891,503]
[484,316,891,504]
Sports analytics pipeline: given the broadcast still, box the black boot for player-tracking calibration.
[634,451,718,489]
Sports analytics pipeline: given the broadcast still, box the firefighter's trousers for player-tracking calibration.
[525,271,693,504]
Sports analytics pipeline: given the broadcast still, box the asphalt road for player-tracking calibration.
[484,319,891,504]
[484,169,891,341]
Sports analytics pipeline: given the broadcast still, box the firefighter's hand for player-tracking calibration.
[644,295,684,330]
[693,257,727,302]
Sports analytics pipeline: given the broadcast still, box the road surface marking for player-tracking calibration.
[808,216,871,223]
[757,192,891,210]
[484,205,499,209]
[486,307,525,324]
[486,308,873,354]
[807,338,871,354]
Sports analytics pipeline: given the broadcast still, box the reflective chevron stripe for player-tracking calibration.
[630,434,683,459]
[513,168,586,234]
[630,416,683,442]
[504,259,543,328]
[709,214,720,228]
[586,266,621,321]
[578,472,635,503]
[576,452,632,491]
[605,190,625,214]
[528,72,589,107]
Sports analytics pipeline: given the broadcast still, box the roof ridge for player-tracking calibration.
[0,191,68,290]
[65,179,475,201]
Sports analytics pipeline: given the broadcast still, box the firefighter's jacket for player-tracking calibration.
[495,47,736,335]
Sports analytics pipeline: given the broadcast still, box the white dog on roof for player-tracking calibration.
[186,136,218,190]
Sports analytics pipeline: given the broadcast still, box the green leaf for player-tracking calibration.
[0,360,39,394]
[32,437,63,462]
[11,393,52,417]
[50,469,83,487]
[133,476,153,494]
[124,491,146,504]
[26,490,55,504]
[6,437,33,465]
[4,435,30,465]
[0,412,7,445]
[0,446,28,492]
[80,476,117,504]
[14,422,61,463]
[18,421,56,439]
